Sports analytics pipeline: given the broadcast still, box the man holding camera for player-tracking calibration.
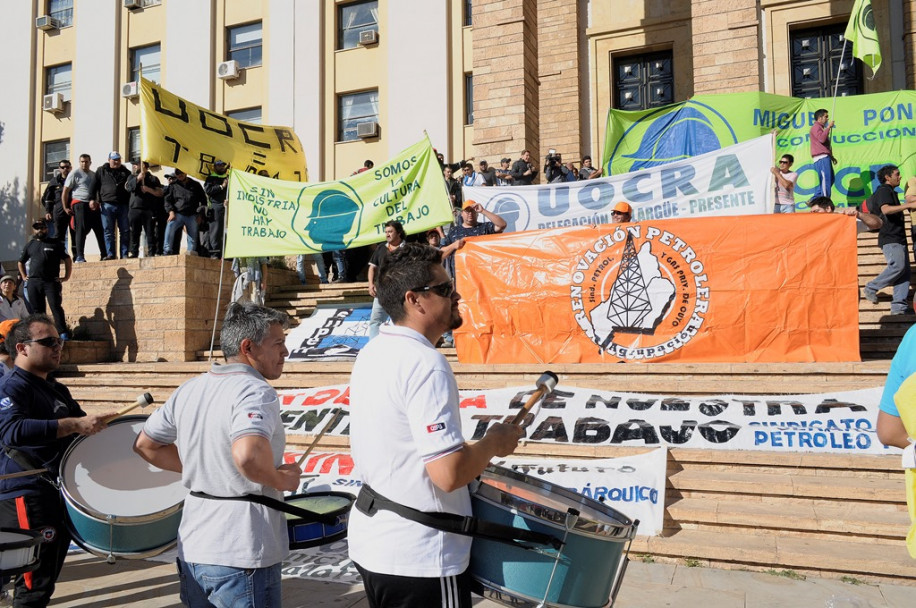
[544,150,568,183]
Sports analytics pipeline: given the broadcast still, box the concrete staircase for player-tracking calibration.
[52,228,916,586]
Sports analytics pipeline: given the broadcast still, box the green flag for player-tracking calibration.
[844,0,881,75]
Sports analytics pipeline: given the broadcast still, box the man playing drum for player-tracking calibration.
[348,243,523,608]
[134,302,301,608]
[0,314,109,607]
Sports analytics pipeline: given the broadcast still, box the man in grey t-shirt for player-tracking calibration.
[134,302,300,608]
[61,153,105,262]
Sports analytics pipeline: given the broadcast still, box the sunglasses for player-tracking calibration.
[59,165,71,169]
[778,160,790,165]
[23,336,63,348]
[411,280,454,298]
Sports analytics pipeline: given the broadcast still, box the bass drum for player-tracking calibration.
[470,464,637,608]
[59,415,188,561]
[285,491,353,550]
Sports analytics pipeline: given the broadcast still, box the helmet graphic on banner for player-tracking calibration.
[294,184,363,252]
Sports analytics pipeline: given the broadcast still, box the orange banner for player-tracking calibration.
[454,214,860,364]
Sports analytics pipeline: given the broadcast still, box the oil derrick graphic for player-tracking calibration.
[607,232,652,328]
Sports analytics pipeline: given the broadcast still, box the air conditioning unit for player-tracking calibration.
[123,0,141,9]
[35,15,59,31]
[217,60,240,80]
[358,29,378,46]
[121,81,139,99]
[42,93,65,113]
[356,121,379,139]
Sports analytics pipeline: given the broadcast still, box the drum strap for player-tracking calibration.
[355,484,563,551]
[189,491,340,525]
[2,447,56,488]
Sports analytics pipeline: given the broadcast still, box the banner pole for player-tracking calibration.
[830,38,849,120]
[208,175,231,363]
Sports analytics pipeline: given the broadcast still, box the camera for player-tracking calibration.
[545,148,562,165]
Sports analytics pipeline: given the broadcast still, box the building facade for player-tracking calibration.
[1,0,913,260]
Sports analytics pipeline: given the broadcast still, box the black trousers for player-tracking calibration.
[71,202,104,261]
[51,205,74,258]
[207,202,225,258]
[354,562,472,608]
[128,207,155,257]
[0,490,72,608]
[24,279,66,334]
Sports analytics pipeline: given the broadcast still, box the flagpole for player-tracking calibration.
[829,38,848,121]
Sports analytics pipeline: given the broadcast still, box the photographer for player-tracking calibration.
[544,149,568,183]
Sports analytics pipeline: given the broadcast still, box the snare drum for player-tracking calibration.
[284,491,353,550]
[470,465,636,608]
[59,416,188,561]
[0,528,40,577]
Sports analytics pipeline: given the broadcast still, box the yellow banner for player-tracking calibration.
[139,77,308,181]
[224,137,453,257]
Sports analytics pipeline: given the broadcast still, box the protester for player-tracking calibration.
[578,155,599,180]
[0,275,27,322]
[203,160,230,259]
[62,154,104,263]
[232,258,269,305]
[443,166,461,208]
[348,243,523,608]
[367,221,406,339]
[877,324,916,450]
[808,196,882,231]
[460,162,485,188]
[494,158,514,186]
[126,161,164,258]
[41,160,72,249]
[810,109,836,200]
[134,302,299,608]
[771,154,797,213]
[18,220,72,339]
[93,151,132,260]
[478,160,496,186]
[565,162,579,182]
[0,314,109,607]
[0,319,15,379]
[296,254,328,285]
[863,165,911,314]
[510,150,538,185]
[612,201,632,223]
[163,169,207,256]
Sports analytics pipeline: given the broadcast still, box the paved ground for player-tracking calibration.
[39,551,913,608]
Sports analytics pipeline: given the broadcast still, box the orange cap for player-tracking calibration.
[613,201,632,214]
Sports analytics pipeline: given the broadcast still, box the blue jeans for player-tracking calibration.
[866,242,911,314]
[368,297,389,339]
[177,559,282,608]
[101,202,130,258]
[297,254,328,284]
[164,213,199,254]
[332,250,348,281]
[812,155,834,199]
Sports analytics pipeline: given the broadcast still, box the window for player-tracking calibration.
[131,44,161,84]
[48,0,73,27]
[127,128,141,163]
[43,140,69,182]
[228,22,262,68]
[338,90,379,141]
[465,74,474,125]
[339,1,378,50]
[464,0,473,26]
[46,63,72,102]
[790,24,862,98]
[227,107,262,124]
[613,50,674,110]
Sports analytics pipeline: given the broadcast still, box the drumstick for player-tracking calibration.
[511,371,558,426]
[297,408,344,467]
[101,392,155,425]
[0,468,48,481]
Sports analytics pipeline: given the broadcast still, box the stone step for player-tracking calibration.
[631,528,916,581]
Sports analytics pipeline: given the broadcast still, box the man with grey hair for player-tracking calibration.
[134,301,300,608]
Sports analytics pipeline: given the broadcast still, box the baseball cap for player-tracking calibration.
[108,151,121,160]
[214,160,227,166]
[462,199,478,210]
[32,219,48,229]
[479,159,488,165]
[0,275,15,284]
[501,157,511,163]
[164,173,175,179]
[0,318,17,345]
[613,202,632,214]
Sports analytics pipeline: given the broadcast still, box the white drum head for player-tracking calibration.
[60,417,187,517]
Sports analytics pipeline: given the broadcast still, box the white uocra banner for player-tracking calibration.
[279,384,894,455]
[462,134,775,232]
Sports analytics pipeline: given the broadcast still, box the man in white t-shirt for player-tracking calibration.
[348,243,523,608]
[771,154,798,213]
[134,302,300,608]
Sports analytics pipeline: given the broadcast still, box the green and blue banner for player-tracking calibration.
[602,91,916,207]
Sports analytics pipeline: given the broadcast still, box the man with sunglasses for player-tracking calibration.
[0,314,108,607]
[41,160,73,251]
[771,154,797,213]
[348,243,523,608]
[18,220,71,340]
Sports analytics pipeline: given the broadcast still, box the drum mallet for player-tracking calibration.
[101,392,154,425]
[511,371,559,426]
[297,408,345,467]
